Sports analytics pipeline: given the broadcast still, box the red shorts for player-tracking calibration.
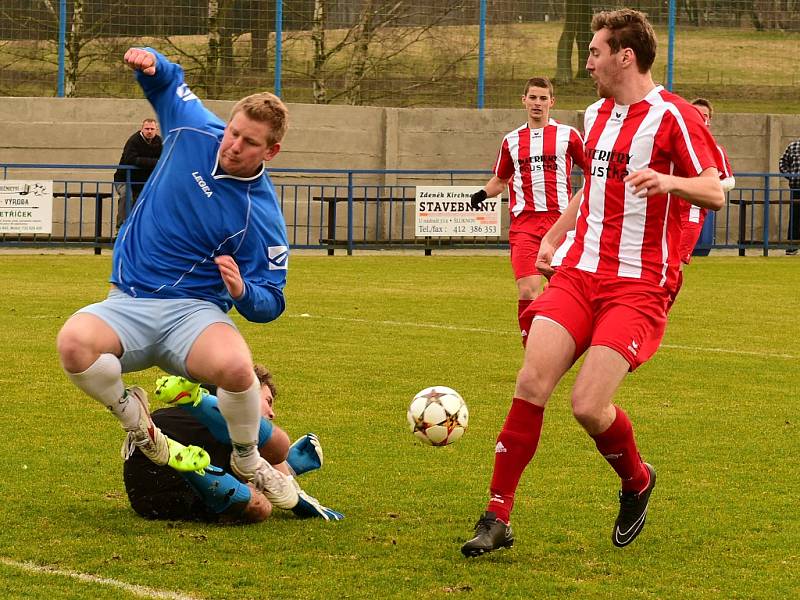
[525,267,670,370]
[679,221,704,265]
[509,212,561,280]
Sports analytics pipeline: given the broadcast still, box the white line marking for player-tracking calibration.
[0,557,200,600]
[289,314,797,360]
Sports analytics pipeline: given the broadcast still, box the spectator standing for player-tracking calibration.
[113,118,163,228]
[779,137,800,254]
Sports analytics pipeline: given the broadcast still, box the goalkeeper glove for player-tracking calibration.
[470,189,488,209]
[286,433,323,476]
[291,489,344,521]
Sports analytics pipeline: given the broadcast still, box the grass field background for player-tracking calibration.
[0,253,797,599]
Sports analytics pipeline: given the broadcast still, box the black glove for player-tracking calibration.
[470,189,488,209]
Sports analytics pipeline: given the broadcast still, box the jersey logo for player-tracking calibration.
[268,245,289,270]
[176,83,199,102]
[192,172,213,198]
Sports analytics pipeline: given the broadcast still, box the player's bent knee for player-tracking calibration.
[214,360,258,391]
[570,398,610,434]
[515,366,552,404]
[56,325,93,372]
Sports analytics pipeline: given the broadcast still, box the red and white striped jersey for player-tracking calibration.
[561,86,719,287]
[493,119,585,229]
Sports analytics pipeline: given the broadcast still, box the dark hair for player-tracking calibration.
[591,9,657,73]
[523,77,554,97]
[691,97,713,116]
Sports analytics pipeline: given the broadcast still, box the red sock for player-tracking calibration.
[518,299,534,348]
[591,405,649,493]
[487,397,545,523]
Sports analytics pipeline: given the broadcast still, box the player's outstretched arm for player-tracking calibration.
[123,48,156,76]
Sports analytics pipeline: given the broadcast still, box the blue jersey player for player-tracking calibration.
[57,47,302,514]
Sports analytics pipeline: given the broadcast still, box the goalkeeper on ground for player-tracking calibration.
[123,365,342,523]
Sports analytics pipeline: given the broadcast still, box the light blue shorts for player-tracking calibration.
[77,288,236,378]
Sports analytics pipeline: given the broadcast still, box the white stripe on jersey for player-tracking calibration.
[503,119,579,216]
[617,106,660,278]
[578,106,621,273]
[650,95,705,175]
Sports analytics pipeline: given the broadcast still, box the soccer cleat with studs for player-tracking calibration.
[165,438,211,473]
[230,455,300,510]
[120,386,210,473]
[460,511,515,557]
[120,386,170,465]
[154,375,207,407]
[612,462,657,548]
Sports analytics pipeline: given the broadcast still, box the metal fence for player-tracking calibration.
[1,1,798,110]
[2,164,798,256]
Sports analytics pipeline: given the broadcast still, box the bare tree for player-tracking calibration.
[296,0,475,106]
[555,0,592,84]
[1,0,122,97]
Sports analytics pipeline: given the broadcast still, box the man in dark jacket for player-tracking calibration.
[113,118,163,228]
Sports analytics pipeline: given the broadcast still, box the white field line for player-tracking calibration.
[289,314,798,360]
[0,557,200,600]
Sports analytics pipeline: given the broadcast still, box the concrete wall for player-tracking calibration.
[1,96,799,243]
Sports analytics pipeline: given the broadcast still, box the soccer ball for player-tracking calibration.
[407,386,469,446]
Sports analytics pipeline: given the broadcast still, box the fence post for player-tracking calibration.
[477,0,486,108]
[347,171,354,256]
[666,0,676,91]
[57,0,67,97]
[274,0,283,98]
[94,188,104,255]
[763,174,770,256]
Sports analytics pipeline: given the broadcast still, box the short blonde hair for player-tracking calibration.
[230,92,289,147]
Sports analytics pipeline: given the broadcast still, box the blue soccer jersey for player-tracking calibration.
[111,49,288,323]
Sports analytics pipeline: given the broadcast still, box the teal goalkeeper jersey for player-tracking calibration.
[111,49,288,323]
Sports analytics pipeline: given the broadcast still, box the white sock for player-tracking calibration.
[66,353,140,429]
[217,377,261,472]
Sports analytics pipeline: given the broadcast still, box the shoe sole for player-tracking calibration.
[461,538,514,558]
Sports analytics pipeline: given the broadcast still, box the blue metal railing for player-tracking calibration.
[1,164,798,256]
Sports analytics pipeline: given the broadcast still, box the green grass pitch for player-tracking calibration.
[0,253,796,599]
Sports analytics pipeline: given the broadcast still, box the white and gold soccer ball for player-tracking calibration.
[407,386,469,446]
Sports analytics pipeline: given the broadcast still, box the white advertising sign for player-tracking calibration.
[0,180,53,234]
[415,186,501,237]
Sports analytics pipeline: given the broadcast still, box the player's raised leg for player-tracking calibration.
[57,313,171,466]
[185,323,298,509]
[572,346,655,548]
[461,318,576,557]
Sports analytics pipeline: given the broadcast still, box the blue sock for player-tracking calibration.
[179,393,273,446]
[180,465,252,514]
